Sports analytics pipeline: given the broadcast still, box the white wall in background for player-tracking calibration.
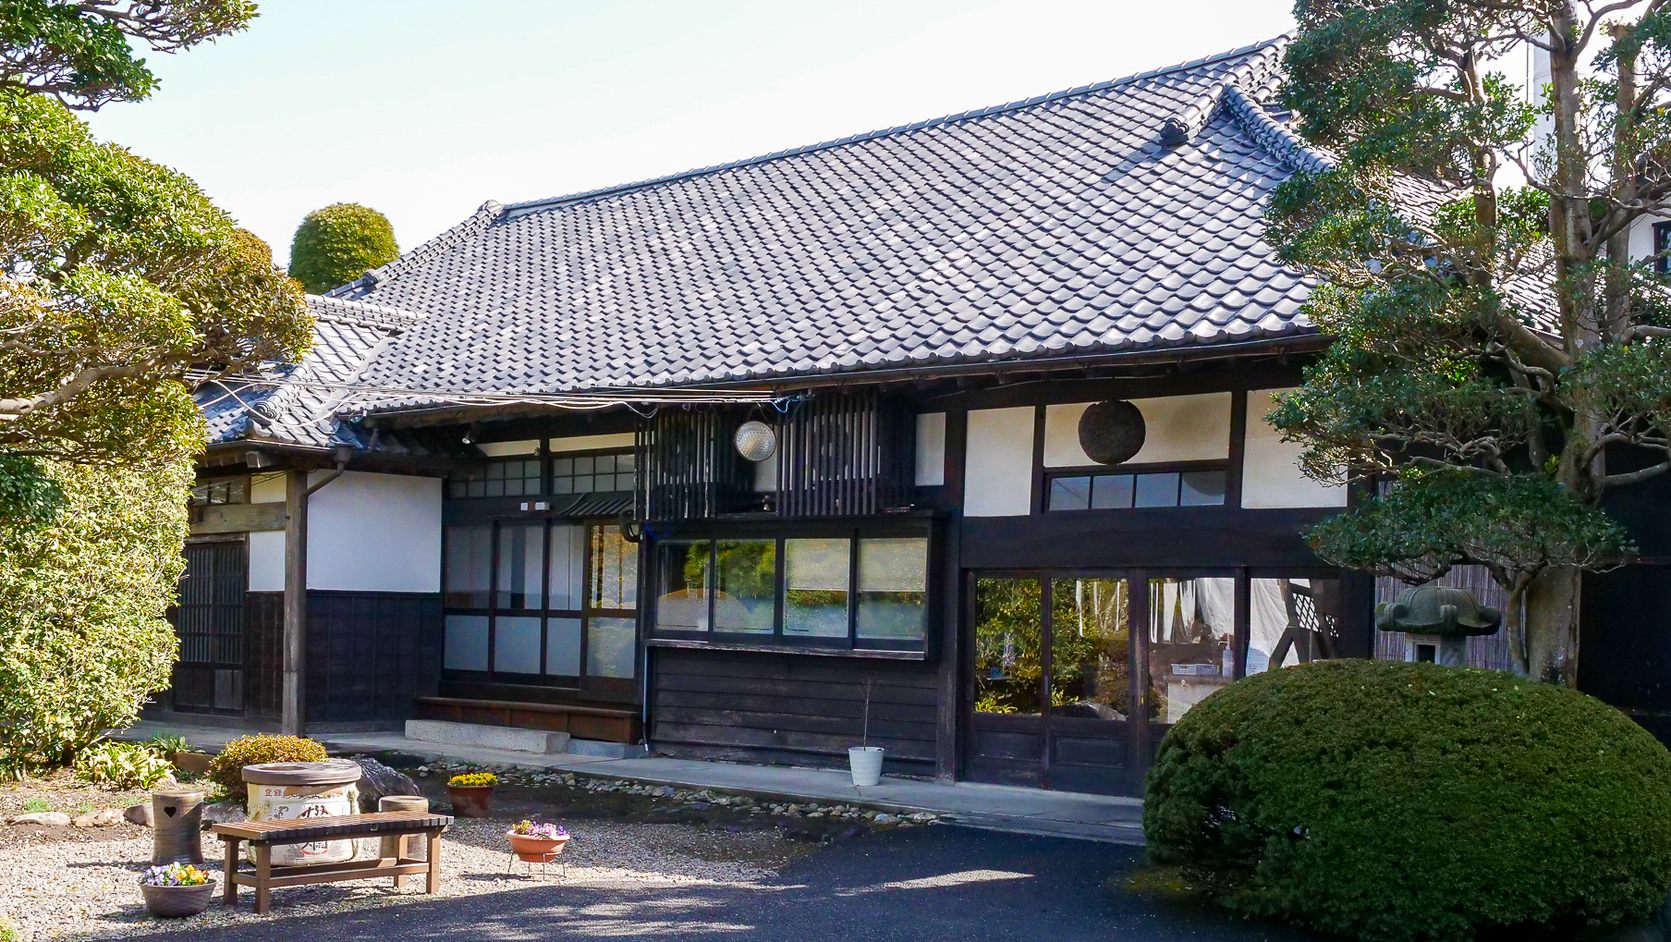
[1242,388,1348,509]
[1043,393,1232,467]
[248,530,285,591]
[964,407,1035,517]
[549,432,635,452]
[306,471,443,592]
[915,412,947,486]
[250,472,286,504]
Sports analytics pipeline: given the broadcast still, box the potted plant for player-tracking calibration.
[140,862,216,917]
[152,735,212,777]
[506,819,570,862]
[446,772,498,817]
[849,677,884,787]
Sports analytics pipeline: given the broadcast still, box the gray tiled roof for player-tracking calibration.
[197,295,422,448]
[321,37,1329,411]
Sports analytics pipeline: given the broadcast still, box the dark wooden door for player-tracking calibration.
[171,540,247,714]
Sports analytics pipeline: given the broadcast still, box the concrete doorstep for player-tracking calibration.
[121,719,1145,845]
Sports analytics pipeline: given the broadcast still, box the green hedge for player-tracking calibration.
[1144,660,1671,941]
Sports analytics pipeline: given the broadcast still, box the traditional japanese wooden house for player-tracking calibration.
[164,36,1671,795]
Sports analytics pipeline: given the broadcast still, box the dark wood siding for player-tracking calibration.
[245,592,284,719]
[649,648,938,773]
[305,591,442,726]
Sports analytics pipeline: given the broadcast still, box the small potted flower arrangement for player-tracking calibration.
[506,819,570,862]
[446,771,498,817]
[140,862,216,917]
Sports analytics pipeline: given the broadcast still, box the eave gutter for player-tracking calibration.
[358,333,1331,428]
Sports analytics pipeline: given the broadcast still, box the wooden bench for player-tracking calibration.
[212,810,453,913]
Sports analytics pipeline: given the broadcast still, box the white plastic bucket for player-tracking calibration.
[849,746,884,787]
[244,760,362,865]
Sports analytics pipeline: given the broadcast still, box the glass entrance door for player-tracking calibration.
[967,570,1336,795]
[968,574,1137,794]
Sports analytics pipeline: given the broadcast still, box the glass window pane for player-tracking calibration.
[548,524,585,610]
[467,480,485,498]
[1048,477,1091,511]
[443,615,489,671]
[655,542,710,632]
[857,538,927,641]
[1091,474,1135,509]
[574,456,595,474]
[1148,577,1235,723]
[1180,470,1227,506]
[1050,578,1130,719]
[783,538,850,638]
[587,616,637,678]
[1248,578,1343,674]
[443,525,493,608]
[574,475,595,493]
[595,454,616,473]
[496,524,544,609]
[552,477,574,495]
[545,617,582,676]
[505,478,526,497]
[715,540,776,633]
[617,453,636,471]
[1134,472,1180,508]
[493,616,542,674]
[553,457,573,475]
[974,577,1041,715]
[615,472,636,492]
[589,524,638,609]
[484,480,505,498]
[487,462,506,480]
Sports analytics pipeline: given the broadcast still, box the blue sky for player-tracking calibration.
[84,0,1295,266]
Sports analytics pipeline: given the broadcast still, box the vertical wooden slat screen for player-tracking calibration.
[638,393,916,521]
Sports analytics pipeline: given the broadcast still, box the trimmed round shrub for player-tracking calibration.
[207,734,328,798]
[287,202,398,294]
[1144,660,1671,942]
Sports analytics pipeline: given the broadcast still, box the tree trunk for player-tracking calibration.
[1523,566,1581,686]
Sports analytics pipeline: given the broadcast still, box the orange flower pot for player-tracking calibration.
[507,831,569,862]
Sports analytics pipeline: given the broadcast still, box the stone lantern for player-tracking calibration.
[1375,584,1502,667]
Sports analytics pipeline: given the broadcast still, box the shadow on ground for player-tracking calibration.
[138,826,1325,942]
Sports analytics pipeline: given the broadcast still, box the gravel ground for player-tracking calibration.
[0,760,937,942]
[0,816,793,941]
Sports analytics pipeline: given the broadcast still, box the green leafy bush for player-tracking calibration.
[207,734,328,798]
[287,202,398,293]
[147,734,195,757]
[74,741,173,790]
[1144,660,1671,941]
[0,459,188,774]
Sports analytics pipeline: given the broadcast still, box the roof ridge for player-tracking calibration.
[1160,39,1288,145]
[324,200,506,299]
[1222,82,1332,175]
[500,35,1292,218]
[307,294,428,332]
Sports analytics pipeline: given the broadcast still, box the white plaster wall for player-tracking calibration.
[1630,214,1668,262]
[1044,393,1232,467]
[915,413,947,486]
[248,530,285,592]
[249,472,286,504]
[305,471,443,592]
[477,439,540,457]
[1242,388,1348,509]
[964,407,1035,517]
[549,432,635,452]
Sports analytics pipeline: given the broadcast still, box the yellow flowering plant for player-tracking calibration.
[448,772,497,788]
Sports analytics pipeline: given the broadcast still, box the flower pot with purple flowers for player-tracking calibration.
[506,820,570,861]
[140,862,216,917]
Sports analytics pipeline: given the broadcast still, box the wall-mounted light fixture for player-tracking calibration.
[734,420,777,462]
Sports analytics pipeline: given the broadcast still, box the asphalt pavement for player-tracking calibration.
[142,825,1320,942]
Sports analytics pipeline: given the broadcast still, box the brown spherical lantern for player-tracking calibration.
[1078,400,1146,465]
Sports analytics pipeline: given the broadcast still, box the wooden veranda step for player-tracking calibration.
[414,696,640,743]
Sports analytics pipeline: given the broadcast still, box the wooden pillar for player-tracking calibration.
[934,408,968,783]
[282,469,308,736]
